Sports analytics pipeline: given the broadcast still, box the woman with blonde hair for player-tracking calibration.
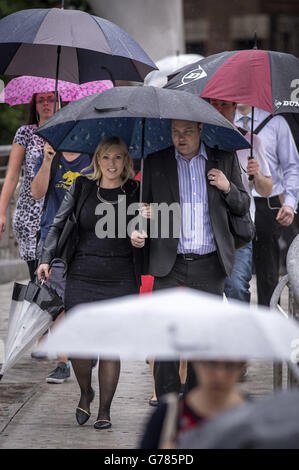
[38,135,144,430]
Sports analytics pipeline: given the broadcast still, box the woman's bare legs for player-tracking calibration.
[149,359,188,403]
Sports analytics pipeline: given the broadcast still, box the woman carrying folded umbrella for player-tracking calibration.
[37,136,146,430]
[0,91,58,280]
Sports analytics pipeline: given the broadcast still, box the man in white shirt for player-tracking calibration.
[235,105,299,306]
[210,99,272,302]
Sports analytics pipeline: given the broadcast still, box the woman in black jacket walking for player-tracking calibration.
[37,136,144,430]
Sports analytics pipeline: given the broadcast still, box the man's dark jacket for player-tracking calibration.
[142,144,250,278]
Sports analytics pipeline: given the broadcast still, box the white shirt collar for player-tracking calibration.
[235,107,271,124]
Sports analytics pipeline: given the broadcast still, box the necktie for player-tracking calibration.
[241,116,251,132]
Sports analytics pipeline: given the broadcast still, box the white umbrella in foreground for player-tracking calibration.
[40,289,299,372]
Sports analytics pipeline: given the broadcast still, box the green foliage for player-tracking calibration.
[0,0,91,145]
[0,104,28,145]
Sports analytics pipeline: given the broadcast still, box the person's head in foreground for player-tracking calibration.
[191,360,247,407]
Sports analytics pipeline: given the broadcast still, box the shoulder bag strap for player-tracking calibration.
[74,177,94,220]
[253,115,274,135]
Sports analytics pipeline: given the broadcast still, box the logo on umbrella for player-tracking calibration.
[176,65,207,88]
[274,99,283,110]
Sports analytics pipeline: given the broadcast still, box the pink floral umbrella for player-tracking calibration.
[4,76,113,106]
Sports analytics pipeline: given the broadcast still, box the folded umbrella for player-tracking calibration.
[3,283,28,357]
[0,278,64,381]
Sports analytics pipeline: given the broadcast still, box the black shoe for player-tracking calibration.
[94,419,112,430]
[46,362,70,384]
[76,407,91,425]
[75,388,95,426]
[149,398,158,407]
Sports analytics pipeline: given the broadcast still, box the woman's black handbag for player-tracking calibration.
[56,211,79,264]
[227,210,256,250]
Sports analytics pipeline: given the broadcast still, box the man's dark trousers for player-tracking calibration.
[153,252,226,399]
[253,196,282,306]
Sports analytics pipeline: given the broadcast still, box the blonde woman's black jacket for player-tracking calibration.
[40,176,144,287]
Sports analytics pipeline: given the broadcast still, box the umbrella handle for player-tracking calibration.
[248,106,255,181]
[49,258,68,277]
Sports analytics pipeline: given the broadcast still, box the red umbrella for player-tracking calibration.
[166,48,299,178]
[166,48,299,115]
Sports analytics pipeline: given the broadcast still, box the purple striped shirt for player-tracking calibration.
[175,142,216,254]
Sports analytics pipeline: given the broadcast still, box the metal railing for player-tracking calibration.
[270,234,299,390]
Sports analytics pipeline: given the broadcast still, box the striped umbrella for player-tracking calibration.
[0,7,157,84]
[166,49,299,115]
[0,5,157,112]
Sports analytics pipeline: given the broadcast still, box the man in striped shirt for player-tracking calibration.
[132,119,250,398]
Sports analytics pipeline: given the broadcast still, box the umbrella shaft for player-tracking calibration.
[101,67,115,87]
[139,157,144,205]
[248,107,255,181]
[54,46,62,114]
[139,117,146,205]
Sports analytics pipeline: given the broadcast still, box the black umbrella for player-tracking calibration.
[35,85,250,201]
[0,5,157,112]
[178,389,299,449]
[35,85,250,155]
